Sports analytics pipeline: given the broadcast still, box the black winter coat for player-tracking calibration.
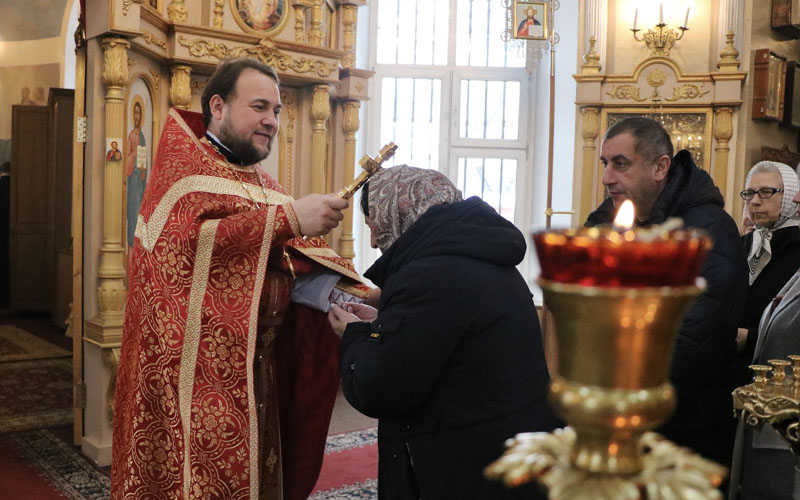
[736,227,800,386]
[340,197,558,500]
[586,150,748,467]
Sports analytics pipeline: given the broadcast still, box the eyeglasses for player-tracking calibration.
[740,187,784,201]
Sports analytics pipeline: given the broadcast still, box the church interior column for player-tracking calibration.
[311,84,331,195]
[713,106,734,203]
[338,100,360,261]
[579,106,600,222]
[309,0,324,46]
[85,37,129,344]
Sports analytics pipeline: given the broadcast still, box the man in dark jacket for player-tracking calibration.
[586,117,748,468]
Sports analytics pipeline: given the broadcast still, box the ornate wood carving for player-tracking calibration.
[168,0,188,23]
[213,0,225,28]
[341,4,358,68]
[140,30,167,51]
[177,36,338,78]
[310,84,331,194]
[169,64,192,109]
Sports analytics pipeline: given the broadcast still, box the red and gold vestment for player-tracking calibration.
[111,109,364,500]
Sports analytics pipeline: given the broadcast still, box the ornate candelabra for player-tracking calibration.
[732,356,800,496]
[485,206,727,500]
[630,5,690,57]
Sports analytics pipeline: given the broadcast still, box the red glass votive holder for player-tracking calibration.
[533,227,712,288]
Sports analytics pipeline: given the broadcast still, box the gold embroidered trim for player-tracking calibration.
[283,202,302,237]
[247,205,279,498]
[135,175,293,252]
[178,218,220,500]
[335,280,370,298]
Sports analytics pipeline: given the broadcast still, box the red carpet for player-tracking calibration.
[0,358,72,432]
[0,432,70,499]
[310,427,378,499]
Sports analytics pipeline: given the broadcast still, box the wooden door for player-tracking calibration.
[10,105,52,311]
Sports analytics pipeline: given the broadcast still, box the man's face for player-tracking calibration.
[600,132,669,219]
[111,141,118,149]
[211,68,282,165]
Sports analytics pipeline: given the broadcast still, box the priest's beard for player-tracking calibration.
[218,120,272,166]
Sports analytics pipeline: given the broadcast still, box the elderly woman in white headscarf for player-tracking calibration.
[328,165,557,500]
[734,161,800,386]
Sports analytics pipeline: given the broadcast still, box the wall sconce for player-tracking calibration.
[631,4,690,57]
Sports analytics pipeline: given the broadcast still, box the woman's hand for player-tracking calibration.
[328,302,376,338]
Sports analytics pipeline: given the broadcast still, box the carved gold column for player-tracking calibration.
[293,3,308,43]
[338,100,360,260]
[311,84,331,194]
[341,4,358,68]
[169,64,192,110]
[86,37,130,343]
[309,0,324,46]
[579,106,600,223]
[168,0,188,23]
[213,0,224,28]
[713,106,734,208]
[279,88,297,193]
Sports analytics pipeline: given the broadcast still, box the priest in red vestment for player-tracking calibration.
[111,58,367,500]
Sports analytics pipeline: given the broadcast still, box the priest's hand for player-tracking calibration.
[291,194,348,236]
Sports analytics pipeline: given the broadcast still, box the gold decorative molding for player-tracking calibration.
[310,84,331,194]
[713,107,734,204]
[338,100,360,261]
[279,88,297,193]
[581,36,602,75]
[294,5,307,42]
[177,36,338,78]
[579,106,600,222]
[341,4,358,68]
[168,0,188,23]
[169,64,192,109]
[717,31,741,73]
[141,30,167,51]
[105,347,121,423]
[646,69,666,88]
[666,83,710,102]
[605,84,646,102]
[127,58,136,69]
[309,0,324,46]
[148,68,161,91]
[123,0,133,15]
[213,0,224,29]
[102,38,130,88]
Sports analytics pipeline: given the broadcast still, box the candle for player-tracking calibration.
[633,8,638,30]
[533,201,711,288]
[659,4,664,24]
[683,7,690,28]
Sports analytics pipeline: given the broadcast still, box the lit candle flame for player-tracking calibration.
[613,200,635,231]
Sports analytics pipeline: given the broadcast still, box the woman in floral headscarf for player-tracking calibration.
[735,160,800,386]
[328,165,557,500]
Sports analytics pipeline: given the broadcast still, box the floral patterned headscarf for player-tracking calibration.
[746,161,800,283]
[367,165,463,252]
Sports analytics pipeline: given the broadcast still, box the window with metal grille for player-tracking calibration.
[361,0,532,270]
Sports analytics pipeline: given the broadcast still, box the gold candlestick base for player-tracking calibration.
[486,277,726,499]
[486,428,726,500]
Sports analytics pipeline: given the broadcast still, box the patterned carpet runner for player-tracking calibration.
[310,427,379,499]
[1,429,110,500]
[0,357,73,433]
[0,325,70,362]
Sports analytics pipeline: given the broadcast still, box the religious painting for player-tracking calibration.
[784,61,800,128]
[124,77,154,256]
[752,49,786,122]
[513,1,548,40]
[229,0,287,34]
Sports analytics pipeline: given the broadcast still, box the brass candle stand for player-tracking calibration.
[485,275,727,499]
[733,356,800,456]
